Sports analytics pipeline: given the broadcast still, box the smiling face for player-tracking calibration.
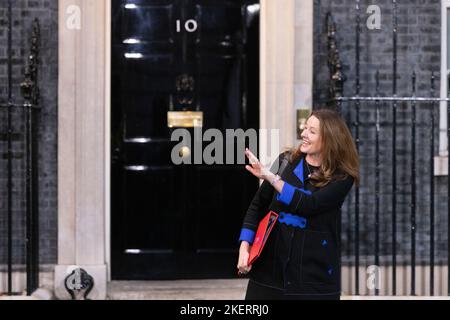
[300,115,322,157]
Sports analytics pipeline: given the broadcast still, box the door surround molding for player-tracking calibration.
[260,0,297,158]
[56,0,110,300]
[56,0,308,298]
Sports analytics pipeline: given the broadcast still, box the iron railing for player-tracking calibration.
[0,0,41,296]
[326,0,450,296]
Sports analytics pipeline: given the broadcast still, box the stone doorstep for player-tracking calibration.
[3,280,450,300]
[106,280,450,300]
[2,296,450,301]
[342,296,450,300]
[108,279,249,290]
[2,293,450,301]
[107,279,249,300]
[0,296,39,300]
[0,288,54,300]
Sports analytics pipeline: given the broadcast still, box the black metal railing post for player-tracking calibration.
[6,0,13,297]
[1,6,41,296]
[326,12,346,112]
[21,18,41,295]
[391,0,398,296]
[375,70,381,296]
[354,0,361,295]
[430,72,435,296]
[411,71,417,296]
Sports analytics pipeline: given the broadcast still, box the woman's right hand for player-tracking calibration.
[237,241,252,275]
[245,148,271,181]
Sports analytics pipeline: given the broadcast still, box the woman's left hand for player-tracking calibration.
[245,148,271,180]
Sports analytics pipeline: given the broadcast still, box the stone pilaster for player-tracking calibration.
[260,0,296,162]
[56,0,110,300]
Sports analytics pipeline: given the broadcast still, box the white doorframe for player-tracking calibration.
[105,0,112,282]
[440,0,450,157]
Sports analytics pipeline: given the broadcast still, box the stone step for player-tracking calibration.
[342,295,450,300]
[0,288,53,300]
[107,279,249,300]
[0,295,39,300]
[108,280,450,300]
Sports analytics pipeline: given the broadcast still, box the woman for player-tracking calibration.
[237,109,359,300]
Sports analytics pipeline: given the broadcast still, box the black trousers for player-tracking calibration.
[245,279,340,301]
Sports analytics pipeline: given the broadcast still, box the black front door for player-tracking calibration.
[111,0,260,280]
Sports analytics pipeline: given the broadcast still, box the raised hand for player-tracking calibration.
[245,148,271,180]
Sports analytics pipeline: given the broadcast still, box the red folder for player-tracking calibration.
[248,211,279,266]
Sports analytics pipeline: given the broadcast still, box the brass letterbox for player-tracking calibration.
[167,111,204,128]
